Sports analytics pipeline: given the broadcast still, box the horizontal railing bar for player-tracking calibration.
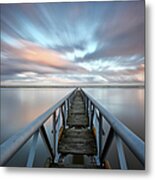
[82,89,145,166]
[0,89,76,166]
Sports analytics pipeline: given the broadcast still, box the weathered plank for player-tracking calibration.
[58,128,97,155]
[70,109,85,114]
[67,114,88,127]
[58,90,97,157]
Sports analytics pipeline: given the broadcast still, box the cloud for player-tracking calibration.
[1,39,87,73]
[77,1,144,61]
[1,1,144,85]
[1,73,108,86]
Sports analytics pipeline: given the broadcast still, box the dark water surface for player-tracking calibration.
[0,87,144,169]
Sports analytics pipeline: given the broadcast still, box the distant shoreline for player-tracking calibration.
[0,85,145,88]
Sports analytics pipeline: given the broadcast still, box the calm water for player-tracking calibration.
[0,87,144,169]
[84,88,145,170]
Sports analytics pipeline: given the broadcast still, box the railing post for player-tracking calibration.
[89,101,91,129]
[40,125,54,162]
[86,97,89,116]
[26,130,39,167]
[90,103,94,129]
[61,104,65,129]
[66,99,69,117]
[99,112,102,159]
[53,111,56,158]
[115,133,128,170]
[64,100,67,121]
[100,127,114,163]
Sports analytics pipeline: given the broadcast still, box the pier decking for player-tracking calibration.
[58,91,97,167]
[58,91,97,156]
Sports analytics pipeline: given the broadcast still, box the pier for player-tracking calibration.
[58,90,97,168]
[0,88,145,169]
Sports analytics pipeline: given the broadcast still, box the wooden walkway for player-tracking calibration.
[58,90,97,167]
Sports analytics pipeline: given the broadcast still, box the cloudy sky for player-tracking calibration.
[1,1,144,85]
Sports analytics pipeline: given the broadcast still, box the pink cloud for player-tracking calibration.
[2,39,87,73]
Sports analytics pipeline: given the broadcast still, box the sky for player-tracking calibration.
[1,1,145,85]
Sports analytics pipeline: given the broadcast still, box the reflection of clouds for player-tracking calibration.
[136,89,144,107]
[1,1,144,85]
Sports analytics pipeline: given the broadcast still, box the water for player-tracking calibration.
[0,87,144,169]
[0,88,73,167]
[84,88,145,140]
[84,87,145,170]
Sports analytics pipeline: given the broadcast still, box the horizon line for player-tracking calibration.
[0,84,145,88]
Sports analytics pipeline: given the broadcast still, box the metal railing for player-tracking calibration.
[81,89,145,169]
[0,88,77,166]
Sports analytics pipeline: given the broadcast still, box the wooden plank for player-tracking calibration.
[61,128,95,138]
[67,91,88,127]
[58,128,97,155]
[67,114,88,127]
[58,141,96,155]
[70,110,85,114]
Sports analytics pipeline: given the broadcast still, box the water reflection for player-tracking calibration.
[84,88,144,140]
[0,88,72,143]
[84,87,145,169]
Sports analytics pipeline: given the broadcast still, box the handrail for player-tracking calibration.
[0,88,76,166]
[81,89,145,166]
